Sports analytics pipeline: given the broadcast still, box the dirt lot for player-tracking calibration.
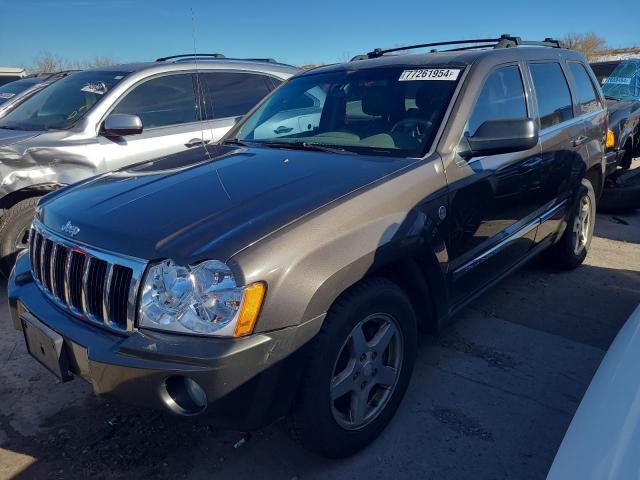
[1,206,639,480]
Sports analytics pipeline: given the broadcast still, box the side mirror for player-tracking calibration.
[458,118,538,159]
[102,113,143,137]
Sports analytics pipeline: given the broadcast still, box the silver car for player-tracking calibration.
[0,55,297,274]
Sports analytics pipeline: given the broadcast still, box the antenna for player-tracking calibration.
[190,6,212,158]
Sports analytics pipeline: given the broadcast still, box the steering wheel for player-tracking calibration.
[391,118,432,140]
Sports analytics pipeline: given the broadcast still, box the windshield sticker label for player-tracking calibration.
[606,76,632,85]
[399,68,460,81]
[0,93,15,99]
[81,81,108,95]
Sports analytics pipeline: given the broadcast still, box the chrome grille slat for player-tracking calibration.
[50,243,59,296]
[63,246,73,304]
[27,222,146,333]
[102,263,114,327]
[80,255,92,318]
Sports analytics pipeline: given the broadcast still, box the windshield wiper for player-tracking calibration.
[604,95,621,101]
[262,141,356,155]
[222,138,254,147]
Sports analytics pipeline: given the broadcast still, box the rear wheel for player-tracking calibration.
[0,197,39,277]
[544,178,596,270]
[291,277,417,458]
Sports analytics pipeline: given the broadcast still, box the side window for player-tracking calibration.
[568,62,602,114]
[112,74,197,128]
[201,72,272,119]
[529,63,574,129]
[466,65,527,136]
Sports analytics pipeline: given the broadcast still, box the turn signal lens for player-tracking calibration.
[606,129,615,148]
[234,282,267,337]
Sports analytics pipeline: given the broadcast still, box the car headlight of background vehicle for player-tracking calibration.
[138,259,266,337]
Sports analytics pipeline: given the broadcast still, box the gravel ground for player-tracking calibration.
[1,205,639,480]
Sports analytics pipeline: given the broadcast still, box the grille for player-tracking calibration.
[29,223,146,332]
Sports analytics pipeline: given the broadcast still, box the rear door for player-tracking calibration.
[98,72,208,169]
[198,71,275,141]
[446,63,544,303]
[527,61,590,242]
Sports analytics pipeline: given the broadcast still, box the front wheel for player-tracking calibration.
[544,178,596,270]
[291,277,417,457]
[0,197,40,277]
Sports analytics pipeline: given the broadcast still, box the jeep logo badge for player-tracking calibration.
[61,221,80,237]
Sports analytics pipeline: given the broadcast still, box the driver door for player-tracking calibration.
[445,63,545,304]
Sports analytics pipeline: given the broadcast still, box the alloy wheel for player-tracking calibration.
[573,194,592,255]
[330,313,403,430]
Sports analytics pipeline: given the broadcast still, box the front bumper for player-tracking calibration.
[8,254,323,425]
[605,149,624,176]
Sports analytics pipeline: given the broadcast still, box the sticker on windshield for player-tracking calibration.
[399,68,460,81]
[0,93,15,99]
[80,81,108,95]
[606,77,632,85]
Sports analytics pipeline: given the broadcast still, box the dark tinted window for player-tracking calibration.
[530,63,573,129]
[113,74,197,128]
[201,72,272,119]
[569,63,601,114]
[466,65,527,136]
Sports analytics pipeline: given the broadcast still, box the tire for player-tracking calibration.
[544,178,596,270]
[291,277,417,458]
[0,197,39,278]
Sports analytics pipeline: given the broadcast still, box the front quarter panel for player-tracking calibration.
[229,155,449,333]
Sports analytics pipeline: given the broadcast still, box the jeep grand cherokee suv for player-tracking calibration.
[0,55,297,276]
[8,36,606,457]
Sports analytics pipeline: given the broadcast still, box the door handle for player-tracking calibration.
[274,126,293,134]
[572,135,589,147]
[185,138,210,148]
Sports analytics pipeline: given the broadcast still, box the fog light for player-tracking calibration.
[161,376,207,416]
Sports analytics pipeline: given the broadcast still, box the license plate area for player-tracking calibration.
[21,312,73,382]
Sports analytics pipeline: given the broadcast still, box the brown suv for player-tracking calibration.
[8,35,606,457]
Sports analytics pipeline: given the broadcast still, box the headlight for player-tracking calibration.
[138,259,265,337]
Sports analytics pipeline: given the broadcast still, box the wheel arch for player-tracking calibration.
[302,218,450,335]
[0,183,64,212]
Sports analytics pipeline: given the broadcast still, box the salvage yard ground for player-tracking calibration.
[1,204,639,479]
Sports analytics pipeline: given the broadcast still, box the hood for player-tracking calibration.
[39,144,414,263]
[0,127,42,147]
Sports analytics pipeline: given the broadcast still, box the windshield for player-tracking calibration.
[0,70,129,131]
[231,66,462,157]
[0,78,42,106]
[602,60,640,100]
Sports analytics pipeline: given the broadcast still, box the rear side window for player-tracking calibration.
[530,63,573,129]
[466,65,527,136]
[200,72,272,119]
[113,74,197,128]
[568,63,601,114]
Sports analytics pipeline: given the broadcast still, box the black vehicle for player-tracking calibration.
[591,60,640,176]
[9,36,606,457]
[591,60,640,210]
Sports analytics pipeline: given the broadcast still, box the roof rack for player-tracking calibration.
[353,34,563,60]
[156,53,225,62]
[155,54,280,64]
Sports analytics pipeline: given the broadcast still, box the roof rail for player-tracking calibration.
[353,34,563,60]
[156,53,225,62]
